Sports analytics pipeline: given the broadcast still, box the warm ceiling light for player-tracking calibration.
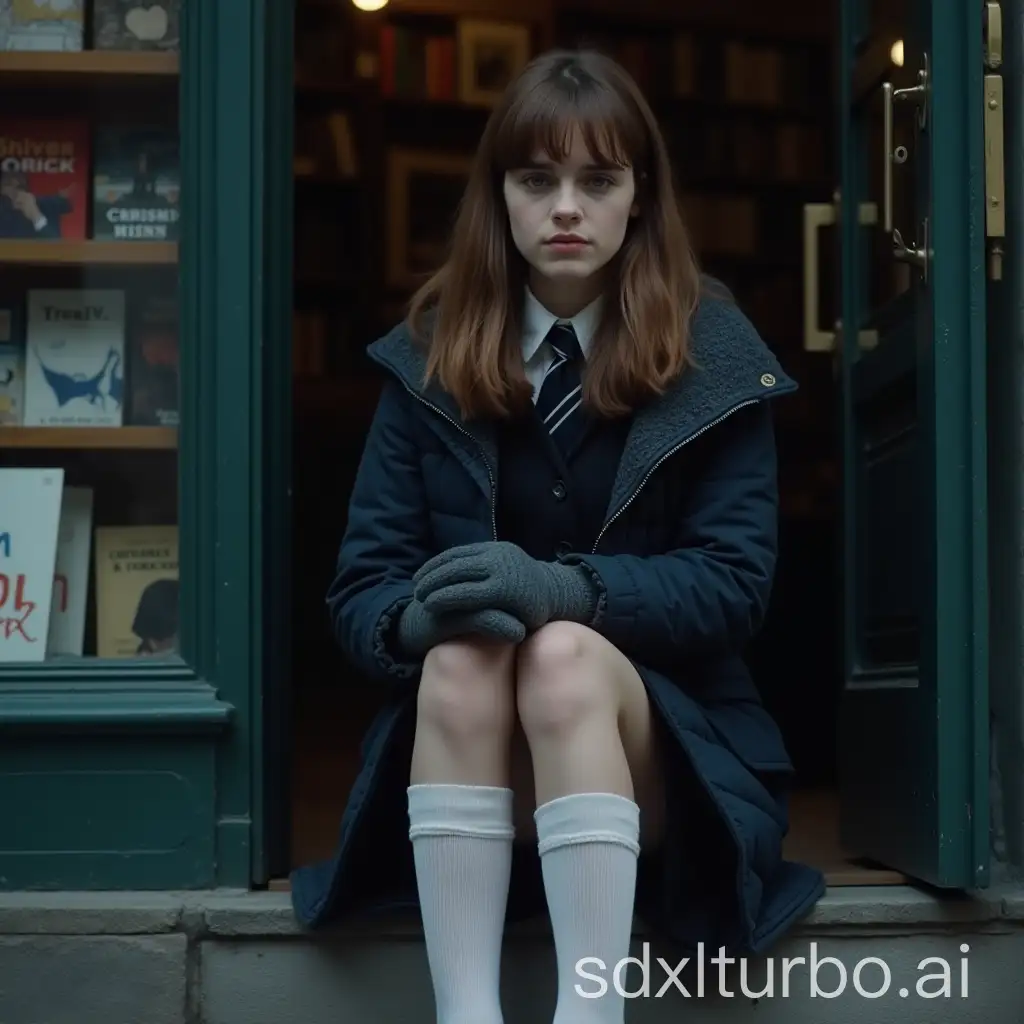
[890,39,904,66]
[352,0,389,9]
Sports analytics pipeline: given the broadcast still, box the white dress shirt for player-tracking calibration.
[520,289,602,404]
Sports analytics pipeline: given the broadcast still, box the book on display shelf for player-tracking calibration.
[22,287,126,427]
[0,119,90,240]
[0,0,84,52]
[91,0,179,52]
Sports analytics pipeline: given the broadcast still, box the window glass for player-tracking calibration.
[0,6,181,664]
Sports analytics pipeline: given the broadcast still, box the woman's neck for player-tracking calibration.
[527,269,605,320]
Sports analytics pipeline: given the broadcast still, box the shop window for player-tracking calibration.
[0,5,181,666]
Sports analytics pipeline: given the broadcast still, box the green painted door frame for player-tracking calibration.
[836,0,991,887]
[0,0,285,890]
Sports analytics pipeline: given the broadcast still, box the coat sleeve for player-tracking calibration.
[564,399,779,665]
[325,378,431,683]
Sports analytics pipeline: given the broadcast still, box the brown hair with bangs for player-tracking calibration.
[406,48,702,420]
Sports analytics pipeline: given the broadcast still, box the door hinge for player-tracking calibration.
[983,1,1006,280]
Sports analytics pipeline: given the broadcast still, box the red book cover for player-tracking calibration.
[0,120,90,240]
[379,24,396,96]
[440,36,456,100]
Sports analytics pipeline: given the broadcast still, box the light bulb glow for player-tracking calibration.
[352,0,389,9]
[890,39,904,66]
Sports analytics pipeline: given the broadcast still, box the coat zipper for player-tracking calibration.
[397,381,499,541]
[590,398,758,554]
[392,369,762,553]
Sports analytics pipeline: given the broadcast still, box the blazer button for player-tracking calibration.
[552,480,567,500]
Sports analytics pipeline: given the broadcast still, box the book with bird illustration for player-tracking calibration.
[21,288,126,427]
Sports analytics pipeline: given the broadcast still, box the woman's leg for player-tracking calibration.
[515,621,665,1024]
[408,636,518,1024]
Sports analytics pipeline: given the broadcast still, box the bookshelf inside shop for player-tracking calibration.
[292,0,835,487]
[0,1,180,665]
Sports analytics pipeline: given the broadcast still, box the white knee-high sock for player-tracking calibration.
[535,792,640,1024]
[408,783,514,1024]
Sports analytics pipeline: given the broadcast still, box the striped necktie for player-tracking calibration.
[535,321,585,455]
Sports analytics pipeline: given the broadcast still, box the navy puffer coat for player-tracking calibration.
[290,288,826,954]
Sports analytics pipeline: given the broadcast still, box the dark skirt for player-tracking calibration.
[289,660,826,955]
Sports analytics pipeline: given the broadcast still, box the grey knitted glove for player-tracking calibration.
[412,541,599,631]
[396,596,526,656]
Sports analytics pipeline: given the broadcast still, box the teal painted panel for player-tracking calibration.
[176,0,269,887]
[836,0,990,887]
[0,737,215,889]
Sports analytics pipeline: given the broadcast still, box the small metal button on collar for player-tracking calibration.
[760,373,776,387]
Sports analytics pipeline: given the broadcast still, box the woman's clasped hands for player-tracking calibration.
[396,541,599,656]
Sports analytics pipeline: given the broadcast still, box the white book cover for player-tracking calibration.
[0,304,24,426]
[47,484,92,656]
[22,289,125,427]
[0,467,64,662]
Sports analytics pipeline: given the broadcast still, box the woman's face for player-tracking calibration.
[503,127,637,307]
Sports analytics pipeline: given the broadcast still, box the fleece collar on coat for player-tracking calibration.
[365,281,797,523]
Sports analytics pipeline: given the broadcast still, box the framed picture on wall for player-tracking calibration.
[456,19,532,108]
[385,148,474,290]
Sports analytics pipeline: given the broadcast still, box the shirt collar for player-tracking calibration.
[521,288,602,365]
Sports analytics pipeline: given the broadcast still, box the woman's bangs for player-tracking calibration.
[493,82,641,171]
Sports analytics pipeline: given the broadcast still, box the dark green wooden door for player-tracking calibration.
[833,0,993,887]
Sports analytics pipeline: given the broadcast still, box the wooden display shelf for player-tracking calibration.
[0,426,176,450]
[0,51,178,79]
[0,240,176,266]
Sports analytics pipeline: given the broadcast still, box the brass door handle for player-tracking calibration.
[893,226,928,273]
[882,69,929,274]
[803,199,879,352]
[803,202,837,352]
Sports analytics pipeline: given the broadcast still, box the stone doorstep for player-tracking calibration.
[0,884,1022,939]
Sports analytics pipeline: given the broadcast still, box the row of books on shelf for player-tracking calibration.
[374,21,816,110]
[0,0,178,52]
[592,33,819,110]
[0,286,178,428]
[667,117,828,187]
[1,120,178,241]
[0,468,178,661]
[378,24,459,102]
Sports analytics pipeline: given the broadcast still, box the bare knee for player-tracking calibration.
[516,622,617,736]
[418,639,516,743]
